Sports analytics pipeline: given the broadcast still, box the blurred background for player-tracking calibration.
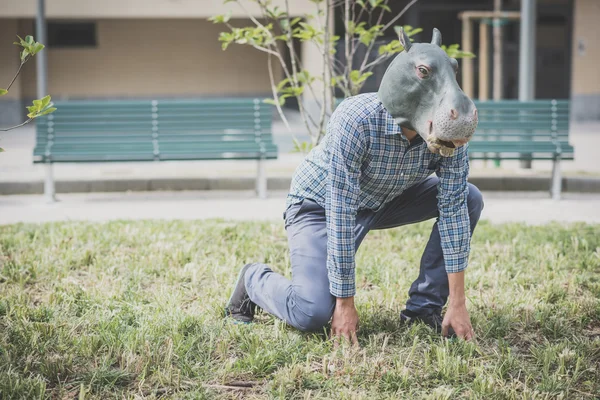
[0,0,599,224]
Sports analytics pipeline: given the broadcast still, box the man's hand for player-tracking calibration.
[330,297,359,347]
[444,271,475,340]
[442,301,474,340]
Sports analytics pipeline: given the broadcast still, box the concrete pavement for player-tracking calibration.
[1,121,600,195]
[1,190,599,225]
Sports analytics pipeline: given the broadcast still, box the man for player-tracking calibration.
[226,28,483,342]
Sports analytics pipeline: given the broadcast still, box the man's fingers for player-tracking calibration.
[330,328,359,348]
[465,327,475,341]
[340,330,352,345]
[441,322,449,337]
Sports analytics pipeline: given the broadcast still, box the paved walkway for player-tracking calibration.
[1,190,599,225]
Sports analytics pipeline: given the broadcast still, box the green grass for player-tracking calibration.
[0,220,599,399]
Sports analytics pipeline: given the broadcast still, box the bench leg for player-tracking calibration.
[256,158,267,199]
[44,163,56,203]
[551,158,562,201]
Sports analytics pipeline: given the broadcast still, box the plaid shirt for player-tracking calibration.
[286,93,471,298]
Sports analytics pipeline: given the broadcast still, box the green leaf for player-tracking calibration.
[20,49,29,62]
[330,75,345,87]
[276,78,290,91]
[208,12,231,24]
[0,147,4,153]
[37,107,57,117]
[349,70,373,86]
[26,96,56,119]
[292,139,314,154]
[441,44,476,59]
[41,95,51,108]
[263,96,286,106]
[0,89,8,96]
[25,35,34,45]
[13,35,25,46]
[32,42,45,55]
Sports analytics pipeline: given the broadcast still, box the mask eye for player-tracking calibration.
[417,66,430,79]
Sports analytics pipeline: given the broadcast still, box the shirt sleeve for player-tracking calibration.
[324,114,366,298]
[435,144,471,274]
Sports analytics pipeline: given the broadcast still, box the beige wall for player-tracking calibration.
[17,19,280,99]
[0,20,22,99]
[0,0,316,19]
[571,0,600,96]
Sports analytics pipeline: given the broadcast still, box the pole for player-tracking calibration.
[478,21,490,101]
[461,17,474,98]
[493,0,503,100]
[36,0,55,202]
[519,0,536,169]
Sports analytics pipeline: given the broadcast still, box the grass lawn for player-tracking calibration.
[0,220,599,399]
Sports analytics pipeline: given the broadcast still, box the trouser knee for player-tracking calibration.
[293,299,334,332]
[467,183,484,218]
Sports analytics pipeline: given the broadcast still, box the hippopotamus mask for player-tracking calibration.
[378,28,478,156]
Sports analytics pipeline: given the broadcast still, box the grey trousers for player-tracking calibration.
[245,177,484,332]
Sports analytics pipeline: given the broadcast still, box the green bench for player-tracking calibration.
[469,99,573,200]
[34,98,278,199]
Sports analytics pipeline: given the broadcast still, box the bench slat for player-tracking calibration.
[34,98,277,163]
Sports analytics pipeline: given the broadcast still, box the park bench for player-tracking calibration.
[33,98,278,199]
[469,99,573,200]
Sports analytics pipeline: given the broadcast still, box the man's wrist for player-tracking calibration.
[447,271,466,307]
[336,296,355,307]
[448,296,466,307]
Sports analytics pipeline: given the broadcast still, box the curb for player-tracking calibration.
[1,176,600,195]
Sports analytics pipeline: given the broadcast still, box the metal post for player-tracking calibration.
[461,17,474,98]
[519,0,536,169]
[551,156,562,201]
[256,157,267,199]
[493,0,503,100]
[36,0,55,202]
[478,21,490,101]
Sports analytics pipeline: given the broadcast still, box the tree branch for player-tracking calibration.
[382,0,420,32]
[358,0,389,73]
[344,0,352,93]
[316,0,331,144]
[0,118,33,132]
[4,58,28,93]
[267,52,294,137]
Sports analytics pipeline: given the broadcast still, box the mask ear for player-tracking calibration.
[431,28,442,46]
[398,27,412,52]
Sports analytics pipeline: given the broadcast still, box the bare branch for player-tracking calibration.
[344,0,352,93]
[5,58,28,93]
[363,52,393,70]
[267,52,294,137]
[382,0,420,32]
[317,0,331,143]
[0,118,33,132]
[358,0,389,73]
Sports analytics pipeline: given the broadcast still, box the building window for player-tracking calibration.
[47,22,97,48]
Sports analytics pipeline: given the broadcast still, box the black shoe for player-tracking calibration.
[225,264,257,323]
[400,309,456,338]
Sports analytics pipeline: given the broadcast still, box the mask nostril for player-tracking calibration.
[450,109,458,120]
[473,109,478,119]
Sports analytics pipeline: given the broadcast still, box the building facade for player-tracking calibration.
[0,0,598,126]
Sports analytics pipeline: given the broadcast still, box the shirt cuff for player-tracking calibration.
[444,251,469,274]
[328,271,356,298]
